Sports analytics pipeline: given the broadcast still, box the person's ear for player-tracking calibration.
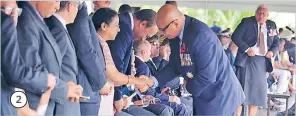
[141,50,146,55]
[140,21,148,28]
[173,20,179,28]
[101,22,107,31]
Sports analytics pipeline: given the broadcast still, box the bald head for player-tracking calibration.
[133,40,151,61]
[157,4,182,26]
[156,4,184,39]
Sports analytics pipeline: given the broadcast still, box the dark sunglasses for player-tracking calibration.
[159,19,178,32]
[150,41,160,46]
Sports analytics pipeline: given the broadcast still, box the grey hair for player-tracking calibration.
[256,4,269,12]
[133,40,150,55]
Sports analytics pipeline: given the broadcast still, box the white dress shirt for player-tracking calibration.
[247,22,268,56]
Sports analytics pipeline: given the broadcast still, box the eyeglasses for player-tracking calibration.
[1,6,23,16]
[150,41,160,46]
[159,19,178,32]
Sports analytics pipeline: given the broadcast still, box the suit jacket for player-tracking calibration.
[1,12,48,115]
[156,15,245,115]
[17,2,68,115]
[66,4,107,103]
[134,57,169,102]
[225,49,236,72]
[285,42,296,64]
[146,57,169,76]
[45,15,80,115]
[232,16,279,72]
[106,12,133,101]
[135,57,150,77]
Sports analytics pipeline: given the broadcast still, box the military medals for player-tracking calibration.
[186,72,194,79]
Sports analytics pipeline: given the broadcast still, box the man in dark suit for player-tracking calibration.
[106,9,158,113]
[133,40,191,116]
[155,5,245,115]
[45,1,82,115]
[66,3,112,116]
[1,1,57,115]
[232,4,279,116]
[17,1,83,115]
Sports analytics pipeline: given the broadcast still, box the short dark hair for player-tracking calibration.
[58,1,82,12]
[118,4,132,14]
[92,8,118,31]
[147,35,158,42]
[279,28,283,33]
[59,1,70,11]
[134,9,156,28]
[165,1,177,5]
[160,38,170,46]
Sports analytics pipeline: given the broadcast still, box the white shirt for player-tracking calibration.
[135,55,144,62]
[53,13,67,30]
[129,13,134,30]
[149,58,158,70]
[247,22,268,56]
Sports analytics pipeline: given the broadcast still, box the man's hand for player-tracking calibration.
[134,76,150,87]
[67,82,83,102]
[169,96,181,104]
[114,99,123,114]
[288,67,296,75]
[138,75,154,87]
[99,82,112,96]
[161,87,170,94]
[133,100,143,106]
[247,48,255,56]
[159,46,168,60]
[131,63,136,77]
[265,51,274,59]
[136,84,149,93]
[122,96,132,109]
[47,74,56,91]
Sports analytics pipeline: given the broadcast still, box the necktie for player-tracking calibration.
[258,25,266,55]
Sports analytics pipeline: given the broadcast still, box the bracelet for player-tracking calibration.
[126,75,130,85]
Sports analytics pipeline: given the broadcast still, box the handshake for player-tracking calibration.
[47,74,84,102]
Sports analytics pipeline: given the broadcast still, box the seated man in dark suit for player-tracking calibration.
[134,40,192,116]
[146,35,182,92]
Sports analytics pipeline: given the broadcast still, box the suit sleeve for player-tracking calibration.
[157,59,169,71]
[141,88,169,102]
[49,27,67,58]
[17,19,69,103]
[1,15,48,94]
[135,64,150,77]
[155,51,178,89]
[192,32,218,97]
[66,5,107,92]
[232,18,250,53]
[268,21,280,54]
